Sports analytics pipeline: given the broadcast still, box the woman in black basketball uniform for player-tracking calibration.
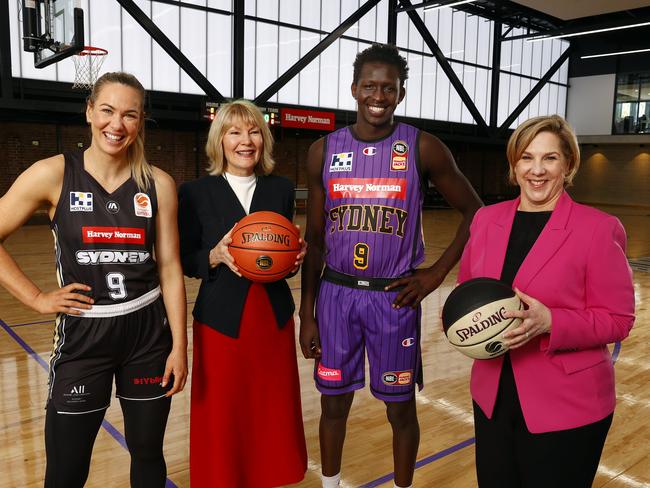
[178,99,307,487]
[0,72,187,487]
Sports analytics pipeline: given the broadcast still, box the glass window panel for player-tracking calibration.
[639,74,650,101]
[437,8,452,58]
[421,56,437,119]
[256,0,277,20]
[557,85,567,117]
[359,4,376,42]
[637,101,650,133]
[301,0,321,29]
[207,12,232,97]
[477,18,491,67]
[405,52,423,118]
[550,39,561,83]
[518,77,531,122]
[434,66,450,121]
[338,39,357,111]
[9,0,21,77]
[279,0,300,24]
[243,19,256,99]
[613,102,638,134]
[151,3,180,92]
[530,40,542,78]
[464,14,478,65]
[321,0,340,32]
[461,66,476,124]
[340,0,360,40]
[122,0,152,90]
[245,0,255,16]
[183,0,206,6]
[255,22,279,102]
[509,36,522,74]
[90,0,122,73]
[450,10,465,61]
[375,0,388,44]
[474,67,490,121]
[396,11,409,48]
[548,83,559,116]
[500,28,512,70]
[447,63,463,122]
[520,32,533,77]
[538,83,549,116]
[540,39,552,78]
[497,73,510,125]
[207,0,231,11]
[180,7,207,94]
[423,8,439,56]
[559,56,568,84]
[299,31,321,106]
[616,73,638,102]
[508,75,520,122]
[277,27,300,104]
[319,40,340,109]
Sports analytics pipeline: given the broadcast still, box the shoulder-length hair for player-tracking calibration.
[506,114,580,187]
[205,99,276,176]
[87,72,152,191]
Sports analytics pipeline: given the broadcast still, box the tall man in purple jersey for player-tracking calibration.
[299,44,482,487]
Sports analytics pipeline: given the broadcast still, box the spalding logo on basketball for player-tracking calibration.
[228,211,300,283]
[441,277,522,360]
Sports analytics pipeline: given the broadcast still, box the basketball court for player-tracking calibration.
[1,1,650,486]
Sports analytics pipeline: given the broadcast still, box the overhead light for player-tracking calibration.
[581,48,650,59]
[424,0,474,11]
[527,21,650,42]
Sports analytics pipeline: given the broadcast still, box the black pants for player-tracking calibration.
[473,355,612,488]
[44,396,171,488]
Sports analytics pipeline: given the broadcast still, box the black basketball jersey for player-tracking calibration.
[50,150,159,306]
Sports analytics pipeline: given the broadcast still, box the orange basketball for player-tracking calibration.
[228,211,301,283]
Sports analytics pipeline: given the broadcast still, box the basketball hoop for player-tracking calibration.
[72,46,108,90]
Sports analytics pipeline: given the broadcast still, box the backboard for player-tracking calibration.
[22,0,84,68]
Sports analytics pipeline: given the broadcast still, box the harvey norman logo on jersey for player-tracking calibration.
[329,178,407,200]
[82,227,145,244]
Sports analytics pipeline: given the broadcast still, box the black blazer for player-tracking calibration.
[178,174,296,338]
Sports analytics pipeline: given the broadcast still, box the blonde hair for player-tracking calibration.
[87,72,152,191]
[506,115,580,187]
[205,99,275,175]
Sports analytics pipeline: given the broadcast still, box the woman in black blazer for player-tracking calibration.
[178,100,307,487]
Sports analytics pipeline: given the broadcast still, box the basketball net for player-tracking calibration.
[72,46,108,90]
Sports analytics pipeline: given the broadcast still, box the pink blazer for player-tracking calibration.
[458,191,635,433]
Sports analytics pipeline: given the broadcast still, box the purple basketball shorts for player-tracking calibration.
[314,280,423,402]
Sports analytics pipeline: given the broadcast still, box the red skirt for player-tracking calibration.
[190,284,307,487]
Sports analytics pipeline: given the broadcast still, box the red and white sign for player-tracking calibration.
[280,108,335,131]
[329,178,407,200]
[82,226,145,244]
[317,363,342,381]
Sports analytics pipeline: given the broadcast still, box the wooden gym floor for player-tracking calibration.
[1,206,649,487]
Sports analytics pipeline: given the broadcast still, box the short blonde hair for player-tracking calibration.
[506,115,580,187]
[205,99,275,176]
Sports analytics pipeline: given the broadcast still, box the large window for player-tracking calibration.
[614,73,650,134]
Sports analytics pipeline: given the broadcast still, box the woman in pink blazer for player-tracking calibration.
[458,115,635,487]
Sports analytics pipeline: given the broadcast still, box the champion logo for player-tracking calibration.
[401,337,415,347]
[362,146,377,156]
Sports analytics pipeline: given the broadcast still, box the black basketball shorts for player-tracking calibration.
[47,297,173,414]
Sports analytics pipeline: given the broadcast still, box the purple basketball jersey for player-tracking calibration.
[322,123,424,277]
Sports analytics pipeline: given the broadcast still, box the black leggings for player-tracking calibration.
[44,397,171,488]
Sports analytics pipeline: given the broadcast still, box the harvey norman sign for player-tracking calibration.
[280,108,335,131]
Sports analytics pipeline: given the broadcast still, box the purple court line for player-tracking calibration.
[10,319,52,328]
[360,437,476,488]
[0,317,179,488]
